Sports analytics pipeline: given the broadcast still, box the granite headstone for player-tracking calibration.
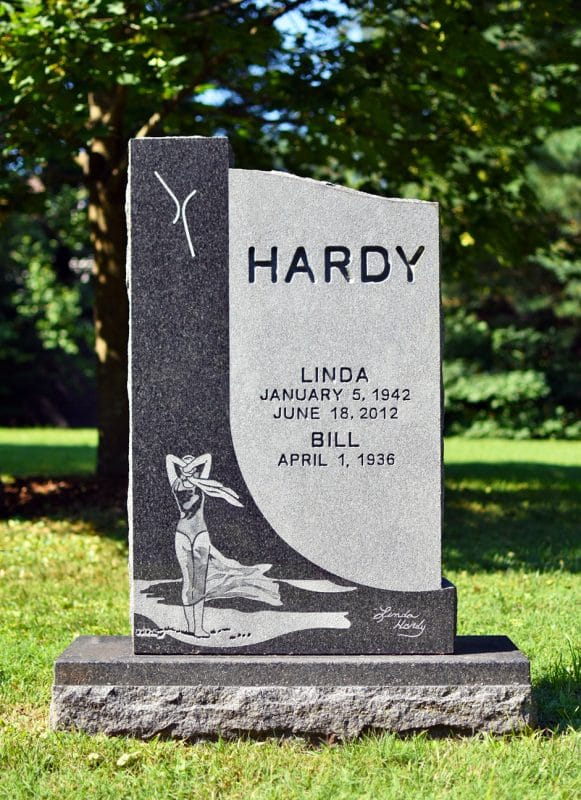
[128,136,455,656]
[50,136,534,738]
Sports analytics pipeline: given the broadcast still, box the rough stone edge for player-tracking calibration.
[50,684,536,739]
[229,168,438,207]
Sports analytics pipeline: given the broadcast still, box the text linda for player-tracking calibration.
[373,606,426,638]
[248,245,425,283]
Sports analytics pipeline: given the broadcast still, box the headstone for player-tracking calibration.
[50,136,534,737]
[129,137,455,656]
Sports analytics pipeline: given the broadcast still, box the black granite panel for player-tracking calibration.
[129,136,233,583]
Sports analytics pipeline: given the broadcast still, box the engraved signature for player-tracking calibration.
[392,618,426,638]
[373,606,426,638]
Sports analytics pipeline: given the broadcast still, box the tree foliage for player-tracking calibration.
[276,0,580,437]
[1,0,579,460]
[1,0,345,474]
[0,185,94,425]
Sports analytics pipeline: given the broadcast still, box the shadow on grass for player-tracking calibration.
[444,461,581,574]
[534,639,581,732]
[2,459,579,564]
[445,462,580,732]
[0,476,127,542]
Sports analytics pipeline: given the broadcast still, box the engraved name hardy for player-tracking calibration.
[248,246,425,283]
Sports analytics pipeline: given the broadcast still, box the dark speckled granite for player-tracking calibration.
[128,136,232,585]
[54,635,531,686]
[49,635,535,737]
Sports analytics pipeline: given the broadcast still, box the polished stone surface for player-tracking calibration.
[54,635,530,686]
[230,171,442,592]
[132,579,457,656]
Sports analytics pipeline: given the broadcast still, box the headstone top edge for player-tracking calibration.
[129,135,230,144]
[128,135,234,165]
[230,168,439,208]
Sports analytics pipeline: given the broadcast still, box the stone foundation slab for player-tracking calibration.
[50,635,535,738]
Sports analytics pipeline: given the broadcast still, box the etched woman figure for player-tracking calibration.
[166,453,242,637]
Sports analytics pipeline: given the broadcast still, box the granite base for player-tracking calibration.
[50,635,535,738]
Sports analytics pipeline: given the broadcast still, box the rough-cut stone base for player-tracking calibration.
[51,684,533,738]
[50,636,535,738]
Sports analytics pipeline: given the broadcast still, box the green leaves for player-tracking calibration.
[0,0,579,439]
[116,73,139,86]
[0,184,95,423]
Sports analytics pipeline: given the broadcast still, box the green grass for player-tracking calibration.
[0,431,580,798]
[0,427,97,480]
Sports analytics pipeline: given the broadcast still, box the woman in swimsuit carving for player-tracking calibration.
[166,453,242,637]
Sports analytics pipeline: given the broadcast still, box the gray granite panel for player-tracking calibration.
[230,171,442,593]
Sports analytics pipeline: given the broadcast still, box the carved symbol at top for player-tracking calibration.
[154,171,197,259]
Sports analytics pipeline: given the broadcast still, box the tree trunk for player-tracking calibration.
[87,150,129,479]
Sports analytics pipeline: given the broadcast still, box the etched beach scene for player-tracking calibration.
[133,452,353,649]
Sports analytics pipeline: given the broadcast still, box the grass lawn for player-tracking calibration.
[0,431,579,799]
[0,428,97,480]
